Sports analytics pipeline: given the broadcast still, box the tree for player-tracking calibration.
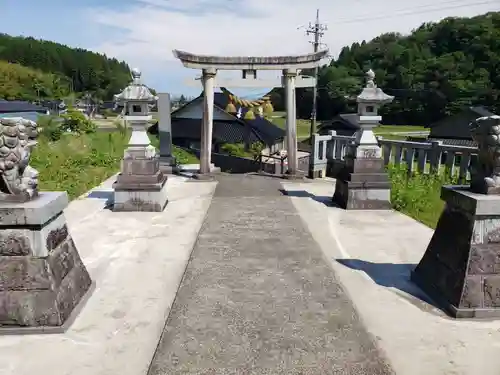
[313,11,500,125]
[0,33,132,100]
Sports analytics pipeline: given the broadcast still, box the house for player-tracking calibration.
[425,106,496,147]
[167,92,286,155]
[316,113,359,136]
[0,100,48,121]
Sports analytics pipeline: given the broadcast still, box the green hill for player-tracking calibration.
[0,33,132,101]
[292,11,500,125]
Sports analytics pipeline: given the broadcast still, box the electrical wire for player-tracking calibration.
[334,0,497,25]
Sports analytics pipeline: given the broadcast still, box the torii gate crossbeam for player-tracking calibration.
[172,49,328,176]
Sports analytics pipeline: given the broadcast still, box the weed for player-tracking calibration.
[388,164,456,228]
[31,131,198,199]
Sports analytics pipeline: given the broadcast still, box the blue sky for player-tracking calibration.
[2,0,498,98]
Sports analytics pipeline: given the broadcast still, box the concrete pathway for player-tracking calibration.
[0,174,217,375]
[283,180,500,375]
[147,174,393,374]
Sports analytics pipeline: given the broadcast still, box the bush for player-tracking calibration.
[220,143,248,157]
[37,114,64,141]
[249,142,265,160]
[61,108,96,134]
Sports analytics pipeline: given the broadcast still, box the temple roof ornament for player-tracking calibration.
[357,69,394,105]
[114,68,158,104]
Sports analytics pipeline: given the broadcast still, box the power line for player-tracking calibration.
[305,9,327,144]
[334,0,497,25]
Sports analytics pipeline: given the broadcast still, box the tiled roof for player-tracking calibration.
[427,137,477,148]
[0,100,48,114]
[172,118,261,145]
[318,113,359,132]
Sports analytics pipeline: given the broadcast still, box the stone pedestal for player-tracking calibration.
[159,156,179,174]
[332,157,391,210]
[412,186,500,318]
[0,192,92,331]
[113,147,168,212]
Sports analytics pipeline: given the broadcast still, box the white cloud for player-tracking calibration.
[84,0,498,94]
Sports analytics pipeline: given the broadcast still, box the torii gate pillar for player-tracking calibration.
[283,69,298,175]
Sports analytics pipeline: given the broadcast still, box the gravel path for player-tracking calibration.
[148,174,394,374]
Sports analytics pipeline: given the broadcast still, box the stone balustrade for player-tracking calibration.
[377,137,478,182]
[309,131,479,183]
[309,130,356,178]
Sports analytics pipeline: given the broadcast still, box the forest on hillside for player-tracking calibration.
[0,34,132,101]
[271,11,500,125]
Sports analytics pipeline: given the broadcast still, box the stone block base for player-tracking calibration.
[113,178,168,212]
[332,157,391,210]
[0,192,92,330]
[411,186,500,319]
[332,180,391,209]
[282,171,307,181]
[159,156,178,175]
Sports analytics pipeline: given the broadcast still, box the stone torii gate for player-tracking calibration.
[172,49,329,177]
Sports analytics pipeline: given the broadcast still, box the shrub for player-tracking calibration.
[61,108,96,134]
[249,142,265,160]
[37,114,64,141]
[220,143,248,157]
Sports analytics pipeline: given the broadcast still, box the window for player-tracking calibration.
[366,106,374,113]
[132,105,141,113]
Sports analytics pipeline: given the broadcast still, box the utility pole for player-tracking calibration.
[305,9,327,143]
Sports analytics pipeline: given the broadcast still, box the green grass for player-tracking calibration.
[389,164,455,229]
[268,114,312,140]
[31,131,198,200]
[374,125,427,133]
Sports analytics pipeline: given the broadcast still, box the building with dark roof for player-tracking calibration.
[316,113,360,136]
[425,106,496,147]
[0,100,48,114]
[0,100,49,122]
[168,92,285,154]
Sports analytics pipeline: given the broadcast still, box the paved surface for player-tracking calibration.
[284,180,500,375]
[0,175,216,375]
[148,174,393,375]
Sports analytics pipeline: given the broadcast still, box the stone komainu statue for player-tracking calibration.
[0,117,39,201]
[470,115,500,194]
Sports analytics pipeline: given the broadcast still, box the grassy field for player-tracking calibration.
[374,125,427,133]
[32,130,197,199]
[267,112,311,140]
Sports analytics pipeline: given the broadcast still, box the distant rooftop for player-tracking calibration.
[0,100,48,114]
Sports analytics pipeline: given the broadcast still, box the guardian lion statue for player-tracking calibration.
[470,115,500,194]
[0,117,39,202]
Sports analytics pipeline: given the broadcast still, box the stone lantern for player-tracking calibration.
[332,69,394,209]
[112,68,168,212]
